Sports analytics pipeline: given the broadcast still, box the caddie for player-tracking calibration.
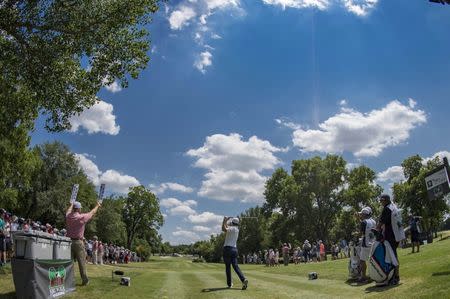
[376,194,405,285]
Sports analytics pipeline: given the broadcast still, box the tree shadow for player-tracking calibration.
[432,271,450,277]
[201,287,240,292]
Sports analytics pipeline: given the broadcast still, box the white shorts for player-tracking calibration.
[360,247,371,261]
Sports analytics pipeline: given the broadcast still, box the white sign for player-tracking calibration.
[98,183,106,203]
[70,184,79,203]
[425,166,450,200]
[426,168,449,190]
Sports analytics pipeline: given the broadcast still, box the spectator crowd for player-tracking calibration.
[241,239,350,266]
[0,208,140,267]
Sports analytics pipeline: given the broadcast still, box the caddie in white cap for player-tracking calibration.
[357,206,376,283]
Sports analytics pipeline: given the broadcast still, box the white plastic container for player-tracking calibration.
[53,236,72,260]
[13,231,55,260]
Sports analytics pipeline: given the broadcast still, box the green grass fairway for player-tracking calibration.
[1,233,450,299]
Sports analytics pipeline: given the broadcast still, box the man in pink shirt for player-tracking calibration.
[66,201,101,286]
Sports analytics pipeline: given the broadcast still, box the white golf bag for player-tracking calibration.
[368,240,398,286]
[348,241,361,280]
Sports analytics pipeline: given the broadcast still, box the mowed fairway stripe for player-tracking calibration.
[158,271,188,299]
[245,270,359,298]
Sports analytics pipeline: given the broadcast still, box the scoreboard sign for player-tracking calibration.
[425,165,450,200]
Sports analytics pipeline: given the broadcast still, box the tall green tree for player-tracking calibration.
[17,142,97,229]
[0,1,161,213]
[0,0,160,132]
[237,206,270,254]
[95,197,127,245]
[291,155,347,241]
[393,155,449,234]
[122,185,163,249]
[333,165,383,241]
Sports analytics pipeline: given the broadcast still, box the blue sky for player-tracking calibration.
[32,0,450,244]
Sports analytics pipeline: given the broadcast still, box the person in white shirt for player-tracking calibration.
[358,207,376,283]
[222,217,248,290]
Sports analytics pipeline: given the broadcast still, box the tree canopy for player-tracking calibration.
[0,0,160,131]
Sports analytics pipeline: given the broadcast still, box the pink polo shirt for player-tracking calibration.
[65,211,93,239]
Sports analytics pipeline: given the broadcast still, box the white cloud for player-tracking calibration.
[193,225,211,232]
[160,198,183,208]
[288,100,426,157]
[170,205,197,215]
[275,118,301,130]
[172,229,201,244]
[69,100,120,135]
[342,0,378,17]
[187,133,284,172]
[262,0,378,16]
[168,0,244,72]
[339,99,348,106]
[75,154,140,194]
[262,0,331,10]
[206,0,240,10]
[160,198,198,216]
[169,6,197,30]
[104,81,122,93]
[198,170,267,202]
[188,211,223,224]
[99,170,140,194]
[187,133,285,202]
[150,182,194,194]
[377,166,405,184]
[185,199,198,206]
[423,151,450,164]
[194,51,213,73]
[75,154,101,185]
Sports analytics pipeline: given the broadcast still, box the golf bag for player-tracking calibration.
[348,241,361,280]
[368,233,398,286]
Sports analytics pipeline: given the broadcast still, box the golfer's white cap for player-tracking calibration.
[73,201,82,209]
[231,217,240,225]
[359,207,372,215]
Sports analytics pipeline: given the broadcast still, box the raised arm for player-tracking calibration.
[88,202,102,218]
[222,216,230,232]
[66,203,73,216]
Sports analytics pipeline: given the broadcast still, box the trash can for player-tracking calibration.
[11,258,75,299]
[13,231,55,260]
[53,236,72,260]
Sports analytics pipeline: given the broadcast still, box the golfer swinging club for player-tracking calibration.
[222,216,248,290]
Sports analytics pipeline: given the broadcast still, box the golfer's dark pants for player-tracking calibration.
[223,246,245,287]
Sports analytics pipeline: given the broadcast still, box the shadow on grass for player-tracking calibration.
[345,279,372,287]
[432,271,450,277]
[0,292,16,299]
[365,283,401,293]
[201,287,241,292]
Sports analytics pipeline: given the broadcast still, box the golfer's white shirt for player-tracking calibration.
[224,226,239,248]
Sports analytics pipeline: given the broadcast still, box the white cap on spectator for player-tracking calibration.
[359,207,372,215]
[73,201,82,209]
